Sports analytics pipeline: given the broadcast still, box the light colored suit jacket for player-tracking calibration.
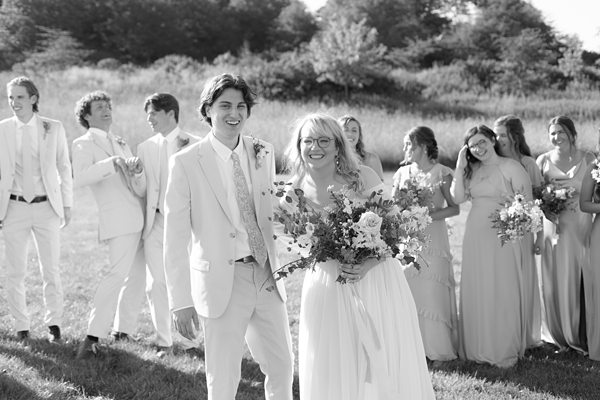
[137,130,199,239]
[71,129,145,241]
[164,135,286,318]
[0,115,73,220]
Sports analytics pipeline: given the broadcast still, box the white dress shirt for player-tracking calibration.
[12,114,46,197]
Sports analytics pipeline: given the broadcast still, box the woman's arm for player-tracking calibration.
[450,145,469,204]
[430,173,460,221]
[580,163,600,214]
[365,152,384,182]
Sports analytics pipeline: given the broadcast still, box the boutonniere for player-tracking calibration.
[114,136,127,146]
[42,121,51,140]
[252,136,269,169]
[176,136,190,150]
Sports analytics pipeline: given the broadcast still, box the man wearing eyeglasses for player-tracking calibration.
[163,74,293,399]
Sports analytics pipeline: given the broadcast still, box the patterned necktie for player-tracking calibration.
[231,152,268,267]
[158,137,169,212]
[21,125,34,202]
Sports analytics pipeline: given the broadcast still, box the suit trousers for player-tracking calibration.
[114,212,173,347]
[2,199,62,331]
[87,231,142,338]
[201,259,294,400]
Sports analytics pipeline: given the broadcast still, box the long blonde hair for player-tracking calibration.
[284,113,362,190]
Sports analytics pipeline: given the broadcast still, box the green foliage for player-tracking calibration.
[0,3,36,69]
[270,0,318,52]
[309,16,388,98]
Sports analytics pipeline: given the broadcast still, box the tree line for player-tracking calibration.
[1,0,599,99]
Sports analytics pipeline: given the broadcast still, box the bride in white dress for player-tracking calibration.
[278,113,435,400]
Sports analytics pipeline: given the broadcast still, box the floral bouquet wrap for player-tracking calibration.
[490,193,544,246]
[273,182,431,283]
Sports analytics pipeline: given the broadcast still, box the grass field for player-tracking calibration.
[1,173,600,400]
[2,68,600,399]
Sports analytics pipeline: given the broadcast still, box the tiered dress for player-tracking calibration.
[459,161,527,367]
[393,163,458,361]
[538,155,592,353]
[296,183,435,400]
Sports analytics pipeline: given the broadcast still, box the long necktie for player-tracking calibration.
[21,126,34,202]
[231,152,268,267]
[158,138,169,212]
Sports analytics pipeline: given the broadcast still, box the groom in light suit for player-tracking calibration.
[71,91,146,358]
[0,76,73,342]
[112,93,199,353]
[164,74,293,399]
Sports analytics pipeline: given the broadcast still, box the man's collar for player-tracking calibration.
[209,132,243,162]
[163,126,181,143]
[89,127,109,138]
[15,114,37,129]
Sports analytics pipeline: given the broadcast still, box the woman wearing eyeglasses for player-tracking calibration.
[536,115,594,354]
[391,126,459,363]
[339,115,384,181]
[451,125,532,368]
[279,113,435,399]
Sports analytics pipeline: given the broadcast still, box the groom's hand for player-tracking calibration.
[173,307,199,340]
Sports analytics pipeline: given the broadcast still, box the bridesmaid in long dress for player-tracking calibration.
[392,126,459,362]
[536,115,594,353]
[580,159,600,360]
[282,113,435,400]
[494,115,544,349]
[339,115,384,181]
[451,125,531,368]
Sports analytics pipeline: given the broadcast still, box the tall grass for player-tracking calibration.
[1,67,599,172]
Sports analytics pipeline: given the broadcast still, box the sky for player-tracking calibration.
[301,0,600,51]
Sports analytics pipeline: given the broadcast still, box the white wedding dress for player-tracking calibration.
[279,183,435,400]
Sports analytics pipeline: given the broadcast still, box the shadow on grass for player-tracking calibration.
[0,332,301,400]
[432,343,600,400]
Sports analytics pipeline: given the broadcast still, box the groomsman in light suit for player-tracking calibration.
[0,76,73,342]
[71,91,146,358]
[164,74,293,399]
[111,93,199,354]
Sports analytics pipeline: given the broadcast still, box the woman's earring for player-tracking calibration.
[335,154,342,173]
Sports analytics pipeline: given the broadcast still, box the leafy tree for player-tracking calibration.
[558,35,585,83]
[0,2,36,69]
[309,15,388,98]
[270,0,318,52]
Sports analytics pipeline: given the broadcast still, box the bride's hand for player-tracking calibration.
[340,258,379,283]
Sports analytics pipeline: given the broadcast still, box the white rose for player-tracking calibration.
[554,188,567,200]
[356,211,382,235]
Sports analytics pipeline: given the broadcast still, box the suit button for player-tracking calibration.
[228,259,234,265]
[230,232,236,238]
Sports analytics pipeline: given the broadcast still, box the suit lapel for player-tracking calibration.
[197,137,234,224]
[243,136,264,220]
[36,117,48,167]
[5,118,17,168]
[90,131,114,157]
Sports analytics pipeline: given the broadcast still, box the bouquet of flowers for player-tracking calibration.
[392,174,434,210]
[490,193,544,246]
[532,181,577,222]
[591,158,600,201]
[273,182,431,283]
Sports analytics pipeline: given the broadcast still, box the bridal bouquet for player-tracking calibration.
[490,193,544,246]
[273,183,431,283]
[591,159,600,200]
[532,181,577,221]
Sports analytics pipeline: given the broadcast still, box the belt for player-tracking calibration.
[235,255,256,263]
[10,194,48,204]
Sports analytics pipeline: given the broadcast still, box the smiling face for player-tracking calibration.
[146,105,175,136]
[493,124,513,156]
[7,84,36,122]
[342,120,361,146]
[548,123,571,149]
[467,133,495,162]
[205,88,248,143]
[85,100,112,132]
[403,136,426,163]
[299,122,337,170]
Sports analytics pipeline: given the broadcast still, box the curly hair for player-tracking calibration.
[74,91,112,129]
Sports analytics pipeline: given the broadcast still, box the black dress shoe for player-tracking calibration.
[16,330,29,341]
[110,331,130,341]
[77,337,100,359]
[48,325,62,343]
